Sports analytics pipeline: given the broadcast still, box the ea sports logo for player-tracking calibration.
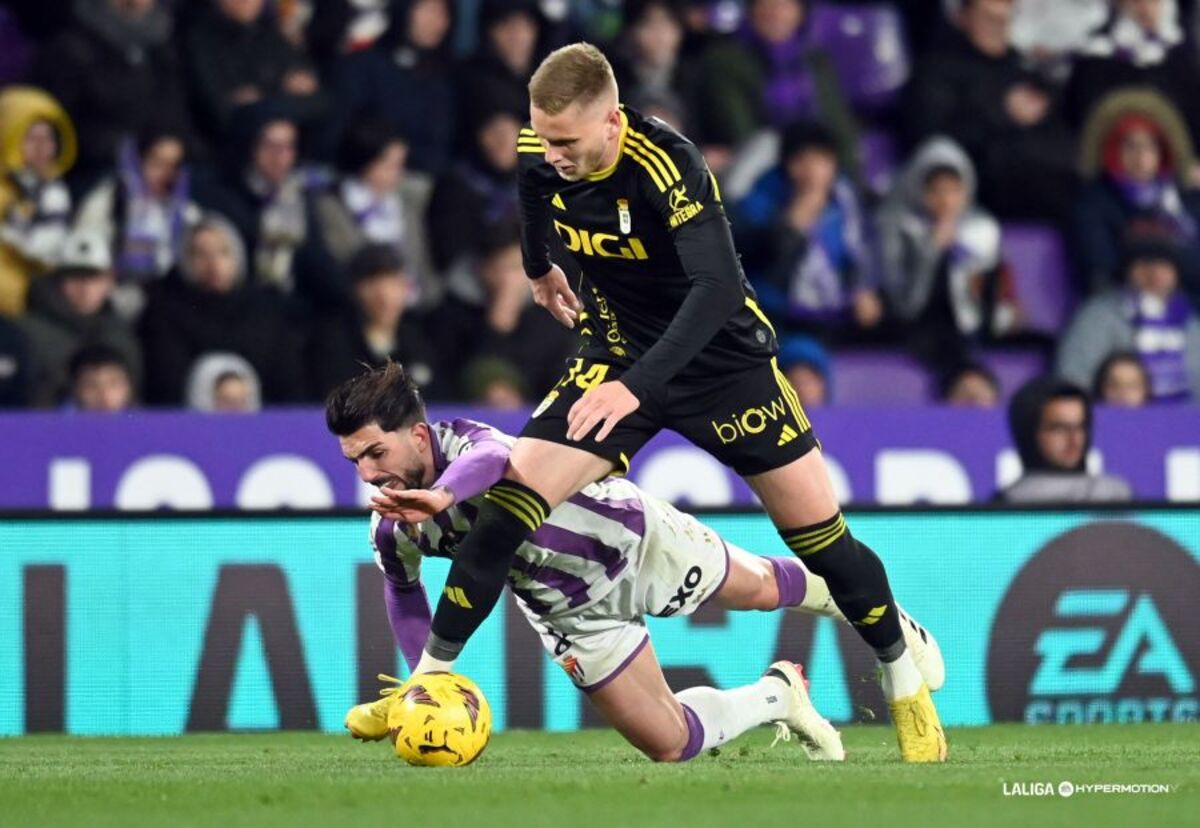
[986,522,1200,724]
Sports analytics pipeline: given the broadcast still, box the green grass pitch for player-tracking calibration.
[1,724,1196,828]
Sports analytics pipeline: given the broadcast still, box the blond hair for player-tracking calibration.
[528,43,618,115]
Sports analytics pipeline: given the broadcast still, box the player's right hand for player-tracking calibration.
[370,486,455,524]
[530,264,582,328]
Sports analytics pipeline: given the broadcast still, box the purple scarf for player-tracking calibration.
[1111,172,1197,239]
[117,139,191,283]
[1125,289,1193,401]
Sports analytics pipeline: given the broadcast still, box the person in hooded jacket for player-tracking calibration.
[138,213,305,404]
[0,85,75,315]
[1072,88,1200,301]
[997,376,1132,503]
[323,0,457,176]
[877,134,1020,372]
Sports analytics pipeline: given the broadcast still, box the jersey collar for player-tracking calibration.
[584,109,629,183]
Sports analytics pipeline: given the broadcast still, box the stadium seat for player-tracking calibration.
[1001,223,1076,334]
[980,348,1049,398]
[808,3,911,112]
[860,129,898,194]
[831,350,931,404]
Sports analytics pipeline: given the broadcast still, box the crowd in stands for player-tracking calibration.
[0,0,1199,414]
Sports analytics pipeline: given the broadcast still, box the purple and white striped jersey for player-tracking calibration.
[369,419,649,619]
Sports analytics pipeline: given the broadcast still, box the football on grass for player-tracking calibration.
[387,672,492,767]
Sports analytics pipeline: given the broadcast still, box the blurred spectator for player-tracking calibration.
[997,376,1133,503]
[0,86,75,315]
[325,0,458,175]
[940,361,1000,407]
[308,242,443,400]
[1007,0,1109,79]
[1073,89,1200,298]
[1057,238,1200,402]
[461,355,528,408]
[693,0,857,174]
[182,0,326,142]
[307,0,394,65]
[139,214,305,404]
[73,128,200,293]
[611,1,697,134]
[185,351,262,412]
[427,109,520,282]
[433,232,575,399]
[314,118,431,301]
[68,342,135,412]
[458,0,542,134]
[733,120,881,344]
[0,316,31,407]
[1093,350,1152,407]
[33,0,192,187]
[1067,1,1200,143]
[778,334,830,407]
[878,136,1018,372]
[194,106,340,306]
[20,228,142,407]
[905,0,1076,222]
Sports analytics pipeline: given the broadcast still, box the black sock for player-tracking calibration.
[428,480,550,657]
[779,514,905,661]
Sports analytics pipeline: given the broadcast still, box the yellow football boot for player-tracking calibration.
[888,683,948,763]
[344,674,407,742]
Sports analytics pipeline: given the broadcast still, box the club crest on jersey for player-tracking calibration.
[617,198,631,234]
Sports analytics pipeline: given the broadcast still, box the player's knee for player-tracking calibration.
[643,743,685,763]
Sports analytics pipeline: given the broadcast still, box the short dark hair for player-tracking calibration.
[347,242,406,284]
[337,117,405,176]
[922,163,963,188]
[781,120,838,162]
[939,361,999,400]
[69,343,130,381]
[325,362,426,436]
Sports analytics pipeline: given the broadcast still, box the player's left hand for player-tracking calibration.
[370,486,455,524]
[566,380,639,443]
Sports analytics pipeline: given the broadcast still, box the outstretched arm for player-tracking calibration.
[383,575,432,672]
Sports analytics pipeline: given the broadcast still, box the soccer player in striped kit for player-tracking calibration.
[328,365,943,762]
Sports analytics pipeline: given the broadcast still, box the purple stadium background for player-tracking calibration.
[3,406,1197,509]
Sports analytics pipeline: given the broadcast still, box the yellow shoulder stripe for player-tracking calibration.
[622,147,667,191]
[626,128,682,182]
[624,135,677,188]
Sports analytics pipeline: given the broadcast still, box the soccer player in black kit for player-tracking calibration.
[378,42,947,762]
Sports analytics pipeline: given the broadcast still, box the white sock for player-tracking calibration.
[675,677,790,752]
[879,649,923,701]
[784,569,844,619]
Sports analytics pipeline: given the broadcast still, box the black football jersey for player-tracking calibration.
[517,106,778,397]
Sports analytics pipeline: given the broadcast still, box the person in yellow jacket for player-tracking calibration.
[0,86,77,315]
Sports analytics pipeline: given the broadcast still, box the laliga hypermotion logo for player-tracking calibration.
[987,522,1199,724]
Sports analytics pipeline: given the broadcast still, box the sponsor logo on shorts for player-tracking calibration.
[711,397,790,445]
[658,565,703,617]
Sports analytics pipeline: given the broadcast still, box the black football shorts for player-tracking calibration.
[520,356,818,477]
